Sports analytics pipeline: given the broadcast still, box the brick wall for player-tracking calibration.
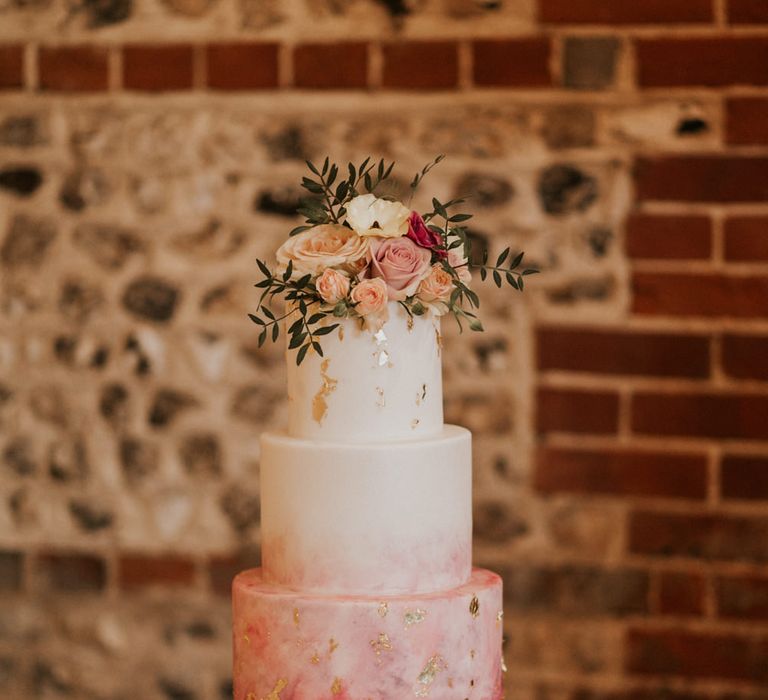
[1,1,767,699]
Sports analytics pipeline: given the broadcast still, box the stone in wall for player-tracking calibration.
[538,165,598,216]
[122,277,180,323]
[1,215,56,268]
[72,223,143,270]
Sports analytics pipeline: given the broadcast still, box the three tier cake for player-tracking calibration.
[233,303,504,699]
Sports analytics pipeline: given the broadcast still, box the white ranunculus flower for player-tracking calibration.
[345,193,410,238]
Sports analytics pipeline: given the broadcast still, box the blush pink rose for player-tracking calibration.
[369,236,432,301]
[448,248,472,284]
[418,264,454,303]
[316,268,350,304]
[350,278,389,328]
[406,211,446,258]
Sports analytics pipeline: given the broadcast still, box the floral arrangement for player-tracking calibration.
[250,156,537,365]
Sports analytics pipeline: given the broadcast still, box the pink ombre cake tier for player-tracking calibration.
[232,567,504,700]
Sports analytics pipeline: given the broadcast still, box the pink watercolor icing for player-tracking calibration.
[262,530,472,595]
[233,568,504,700]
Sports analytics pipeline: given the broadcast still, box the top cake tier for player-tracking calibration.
[286,302,443,442]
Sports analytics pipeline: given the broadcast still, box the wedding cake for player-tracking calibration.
[233,157,534,699]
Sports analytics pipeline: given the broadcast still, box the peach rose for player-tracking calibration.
[316,268,350,304]
[368,236,432,301]
[418,264,454,303]
[350,277,388,316]
[276,224,369,278]
[448,248,472,285]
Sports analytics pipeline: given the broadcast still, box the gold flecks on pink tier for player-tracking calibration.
[370,632,393,664]
[378,601,388,617]
[258,678,288,700]
[310,651,320,665]
[293,607,300,627]
[312,359,338,424]
[496,610,504,626]
[328,638,339,655]
[414,654,446,697]
[403,608,427,628]
[469,595,480,618]
[331,677,343,695]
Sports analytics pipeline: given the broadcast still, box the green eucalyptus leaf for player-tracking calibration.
[297,344,309,365]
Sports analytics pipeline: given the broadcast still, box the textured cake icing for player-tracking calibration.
[233,304,504,699]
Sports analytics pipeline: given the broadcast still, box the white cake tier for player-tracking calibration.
[286,302,444,442]
[260,426,472,595]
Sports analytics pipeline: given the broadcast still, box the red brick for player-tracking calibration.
[627,627,768,681]
[539,0,713,24]
[717,575,768,619]
[36,552,106,592]
[636,156,768,203]
[632,272,768,319]
[637,37,768,87]
[535,448,707,500]
[500,564,649,616]
[382,41,458,90]
[729,0,768,23]
[726,98,768,145]
[39,46,108,92]
[123,45,194,92]
[656,571,706,615]
[118,554,196,590]
[625,213,712,260]
[0,45,23,89]
[472,39,551,87]
[721,454,768,501]
[536,387,619,434]
[537,327,710,378]
[723,216,768,261]
[208,548,260,596]
[629,511,768,563]
[0,550,23,591]
[632,391,768,440]
[722,334,768,381]
[206,43,278,90]
[293,43,368,90]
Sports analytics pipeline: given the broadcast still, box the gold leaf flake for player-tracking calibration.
[470,649,476,659]
[312,359,338,425]
[293,607,300,627]
[370,632,393,663]
[376,386,385,408]
[329,638,339,654]
[243,633,250,644]
[247,693,256,700]
[501,655,508,673]
[403,608,427,628]
[338,326,344,341]
[374,329,387,345]
[469,595,480,618]
[434,328,442,355]
[260,678,288,700]
[331,677,343,695]
[414,654,446,697]
[378,601,388,617]
[310,651,320,665]
[496,610,504,626]
[377,350,391,367]
[447,677,454,689]
[411,418,419,429]
[415,383,427,406]
[407,315,414,331]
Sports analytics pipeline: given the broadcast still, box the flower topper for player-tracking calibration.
[250,156,538,365]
